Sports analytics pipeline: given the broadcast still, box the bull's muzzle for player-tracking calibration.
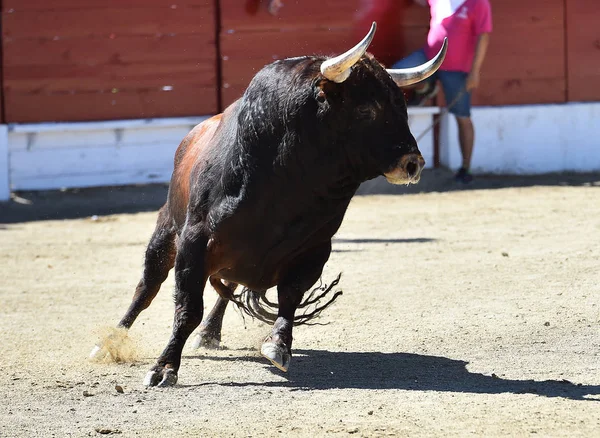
[384,154,425,185]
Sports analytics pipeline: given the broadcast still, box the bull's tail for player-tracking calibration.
[230,273,343,326]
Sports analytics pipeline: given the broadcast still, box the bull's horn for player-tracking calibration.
[387,38,448,87]
[320,22,377,83]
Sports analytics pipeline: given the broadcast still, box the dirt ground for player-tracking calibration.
[1,170,599,437]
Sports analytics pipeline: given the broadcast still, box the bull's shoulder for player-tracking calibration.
[173,114,224,166]
[167,114,225,227]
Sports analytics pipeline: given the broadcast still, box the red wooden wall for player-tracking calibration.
[220,0,600,109]
[219,0,428,107]
[566,0,600,102]
[1,0,218,122]
[474,0,567,106]
[0,0,598,123]
[220,0,363,107]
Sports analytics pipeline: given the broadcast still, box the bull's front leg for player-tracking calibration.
[261,243,331,372]
[144,225,208,387]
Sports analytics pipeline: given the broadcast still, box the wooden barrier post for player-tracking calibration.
[0,125,9,201]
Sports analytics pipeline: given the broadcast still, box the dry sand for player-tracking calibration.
[1,170,599,437]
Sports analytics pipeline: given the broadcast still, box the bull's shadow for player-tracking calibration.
[331,237,435,253]
[356,169,600,195]
[192,349,599,401]
[333,238,435,244]
[4,170,599,224]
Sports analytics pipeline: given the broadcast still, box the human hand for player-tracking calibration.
[466,70,480,91]
[268,0,284,15]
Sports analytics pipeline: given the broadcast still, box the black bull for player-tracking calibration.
[90,23,447,386]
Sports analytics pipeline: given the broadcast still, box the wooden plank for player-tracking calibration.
[397,26,430,60]
[480,28,565,80]
[568,79,600,103]
[4,0,209,10]
[469,0,567,105]
[3,6,215,39]
[566,0,600,101]
[472,77,566,106]
[11,168,175,191]
[2,2,219,123]
[10,144,177,181]
[221,0,360,31]
[4,87,218,123]
[220,26,430,107]
[4,60,216,93]
[8,123,199,152]
[490,0,564,29]
[354,3,428,66]
[565,0,600,15]
[3,35,215,66]
[221,85,247,109]
[220,28,356,88]
[402,3,431,27]
[10,138,180,190]
[566,26,600,77]
[224,1,426,67]
[222,0,428,32]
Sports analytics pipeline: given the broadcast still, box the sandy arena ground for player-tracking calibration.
[1,170,599,437]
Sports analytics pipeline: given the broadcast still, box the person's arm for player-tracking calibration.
[466,32,490,91]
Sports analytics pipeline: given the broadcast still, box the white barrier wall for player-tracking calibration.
[0,109,439,202]
[2,117,207,201]
[408,107,439,169]
[440,103,600,174]
[1,102,599,202]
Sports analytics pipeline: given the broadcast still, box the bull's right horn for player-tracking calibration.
[320,22,377,83]
[387,38,448,87]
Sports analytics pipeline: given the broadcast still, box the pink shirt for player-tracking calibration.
[424,0,493,72]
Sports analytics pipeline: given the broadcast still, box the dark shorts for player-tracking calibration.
[391,49,471,118]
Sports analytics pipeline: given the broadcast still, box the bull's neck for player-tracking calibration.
[312,172,361,204]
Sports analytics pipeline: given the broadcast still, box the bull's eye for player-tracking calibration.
[356,105,376,120]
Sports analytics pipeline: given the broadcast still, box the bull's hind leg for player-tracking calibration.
[261,243,332,372]
[90,206,176,360]
[190,278,236,349]
[144,226,208,387]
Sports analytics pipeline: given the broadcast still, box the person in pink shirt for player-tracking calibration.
[392,0,492,183]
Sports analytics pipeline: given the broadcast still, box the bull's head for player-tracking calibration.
[318,22,447,185]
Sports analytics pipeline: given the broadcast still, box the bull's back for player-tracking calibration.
[167,114,223,227]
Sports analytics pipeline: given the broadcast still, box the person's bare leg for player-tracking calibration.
[456,116,474,169]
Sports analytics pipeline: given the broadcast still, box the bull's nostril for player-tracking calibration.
[406,161,418,177]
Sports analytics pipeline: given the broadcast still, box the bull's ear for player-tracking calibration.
[316,89,326,103]
[315,79,333,103]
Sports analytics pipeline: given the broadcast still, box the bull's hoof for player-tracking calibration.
[143,367,178,387]
[89,327,136,363]
[261,342,290,372]
[190,331,221,350]
[89,344,107,361]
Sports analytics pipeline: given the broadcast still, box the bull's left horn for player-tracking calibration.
[387,38,448,87]
[320,22,377,83]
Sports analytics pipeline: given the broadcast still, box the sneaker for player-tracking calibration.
[454,167,473,184]
[406,82,439,107]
